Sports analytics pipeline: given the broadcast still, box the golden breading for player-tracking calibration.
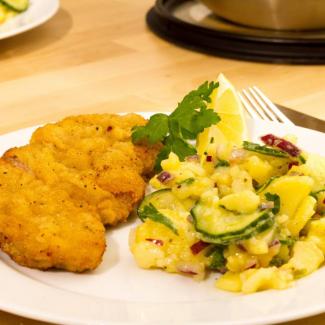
[0,160,105,272]
[30,114,154,172]
[30,113,159,177]
[3,114,160,226]
[0,113,159,272]
[31,113,147,148]
[4,143,146,226]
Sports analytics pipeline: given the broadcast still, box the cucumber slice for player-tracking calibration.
[191,202,273,244]
[137,189,185,234]
[138,189,185,218]
[243,141,289,158]
[311,188,325,199]
[0,0,29,12]
[256,176,279,194]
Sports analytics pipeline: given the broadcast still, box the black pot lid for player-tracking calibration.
[147,0,325,64]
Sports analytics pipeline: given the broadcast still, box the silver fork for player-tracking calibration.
[238,86,294,125]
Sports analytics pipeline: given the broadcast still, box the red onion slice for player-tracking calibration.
[177,264,199,275]
[145,238,164,246]
[237,243,247,252]
[190,240,210,255]
[288,161,299,170]
[157,171,173,184]
[261,134,301,157]
[269,239,280,248]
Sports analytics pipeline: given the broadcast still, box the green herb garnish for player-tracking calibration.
[132,81,220,171]
[279,237,296,246]
[310,189,325,199]
[270,256,285,267]
[206,246,226,270]
[139,203,178,235]
[256,176,279,194]
[132,113,169,145]
[215,159,230,168]
[177,177,195,186]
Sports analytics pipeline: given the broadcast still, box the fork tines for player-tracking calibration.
[239,87,294,125]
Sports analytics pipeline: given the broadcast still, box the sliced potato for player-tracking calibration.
[260,175,314,218]
[286,196,316,237]
[219,190,260,214]
[282,241,324,277]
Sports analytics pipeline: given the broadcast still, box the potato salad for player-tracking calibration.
[0,0,29,25]
[130,74,325,294]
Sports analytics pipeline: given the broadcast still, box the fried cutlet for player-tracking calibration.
[0,159,105,272]
[0,113,159,272]
[30,113,159,177]
[3,114,160,226]
[4,142,147,225]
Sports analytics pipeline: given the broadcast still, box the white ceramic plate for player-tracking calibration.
[0,115,324,325]
[0,0,59,40]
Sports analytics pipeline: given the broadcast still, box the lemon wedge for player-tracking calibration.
[197,73,247,160]
[212,73,247,143]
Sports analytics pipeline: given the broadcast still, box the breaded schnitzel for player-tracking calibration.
[0,113,159,271]
[4,142,146,226]
[4,114,160,226]
[0,160,105,272]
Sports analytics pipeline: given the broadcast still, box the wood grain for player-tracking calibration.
[0,0,324,324]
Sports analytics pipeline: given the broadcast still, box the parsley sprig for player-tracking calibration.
[132,81,220,171]
[140,203,178,235]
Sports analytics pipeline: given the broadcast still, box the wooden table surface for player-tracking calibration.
[0,0,324,324]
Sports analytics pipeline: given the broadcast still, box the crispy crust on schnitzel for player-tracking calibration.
[0,160,105,272]
[4,142,147,226]
[3,114,160,226]
[0,113,160,271]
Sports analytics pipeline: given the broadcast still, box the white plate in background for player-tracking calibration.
[0,115,324,325]
[0,0,59,40]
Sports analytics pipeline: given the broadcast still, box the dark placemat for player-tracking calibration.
[147,0,325,64]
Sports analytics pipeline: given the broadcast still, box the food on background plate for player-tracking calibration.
[0,114,160,271]
[0,0,29,25]
[130,74,325,294]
